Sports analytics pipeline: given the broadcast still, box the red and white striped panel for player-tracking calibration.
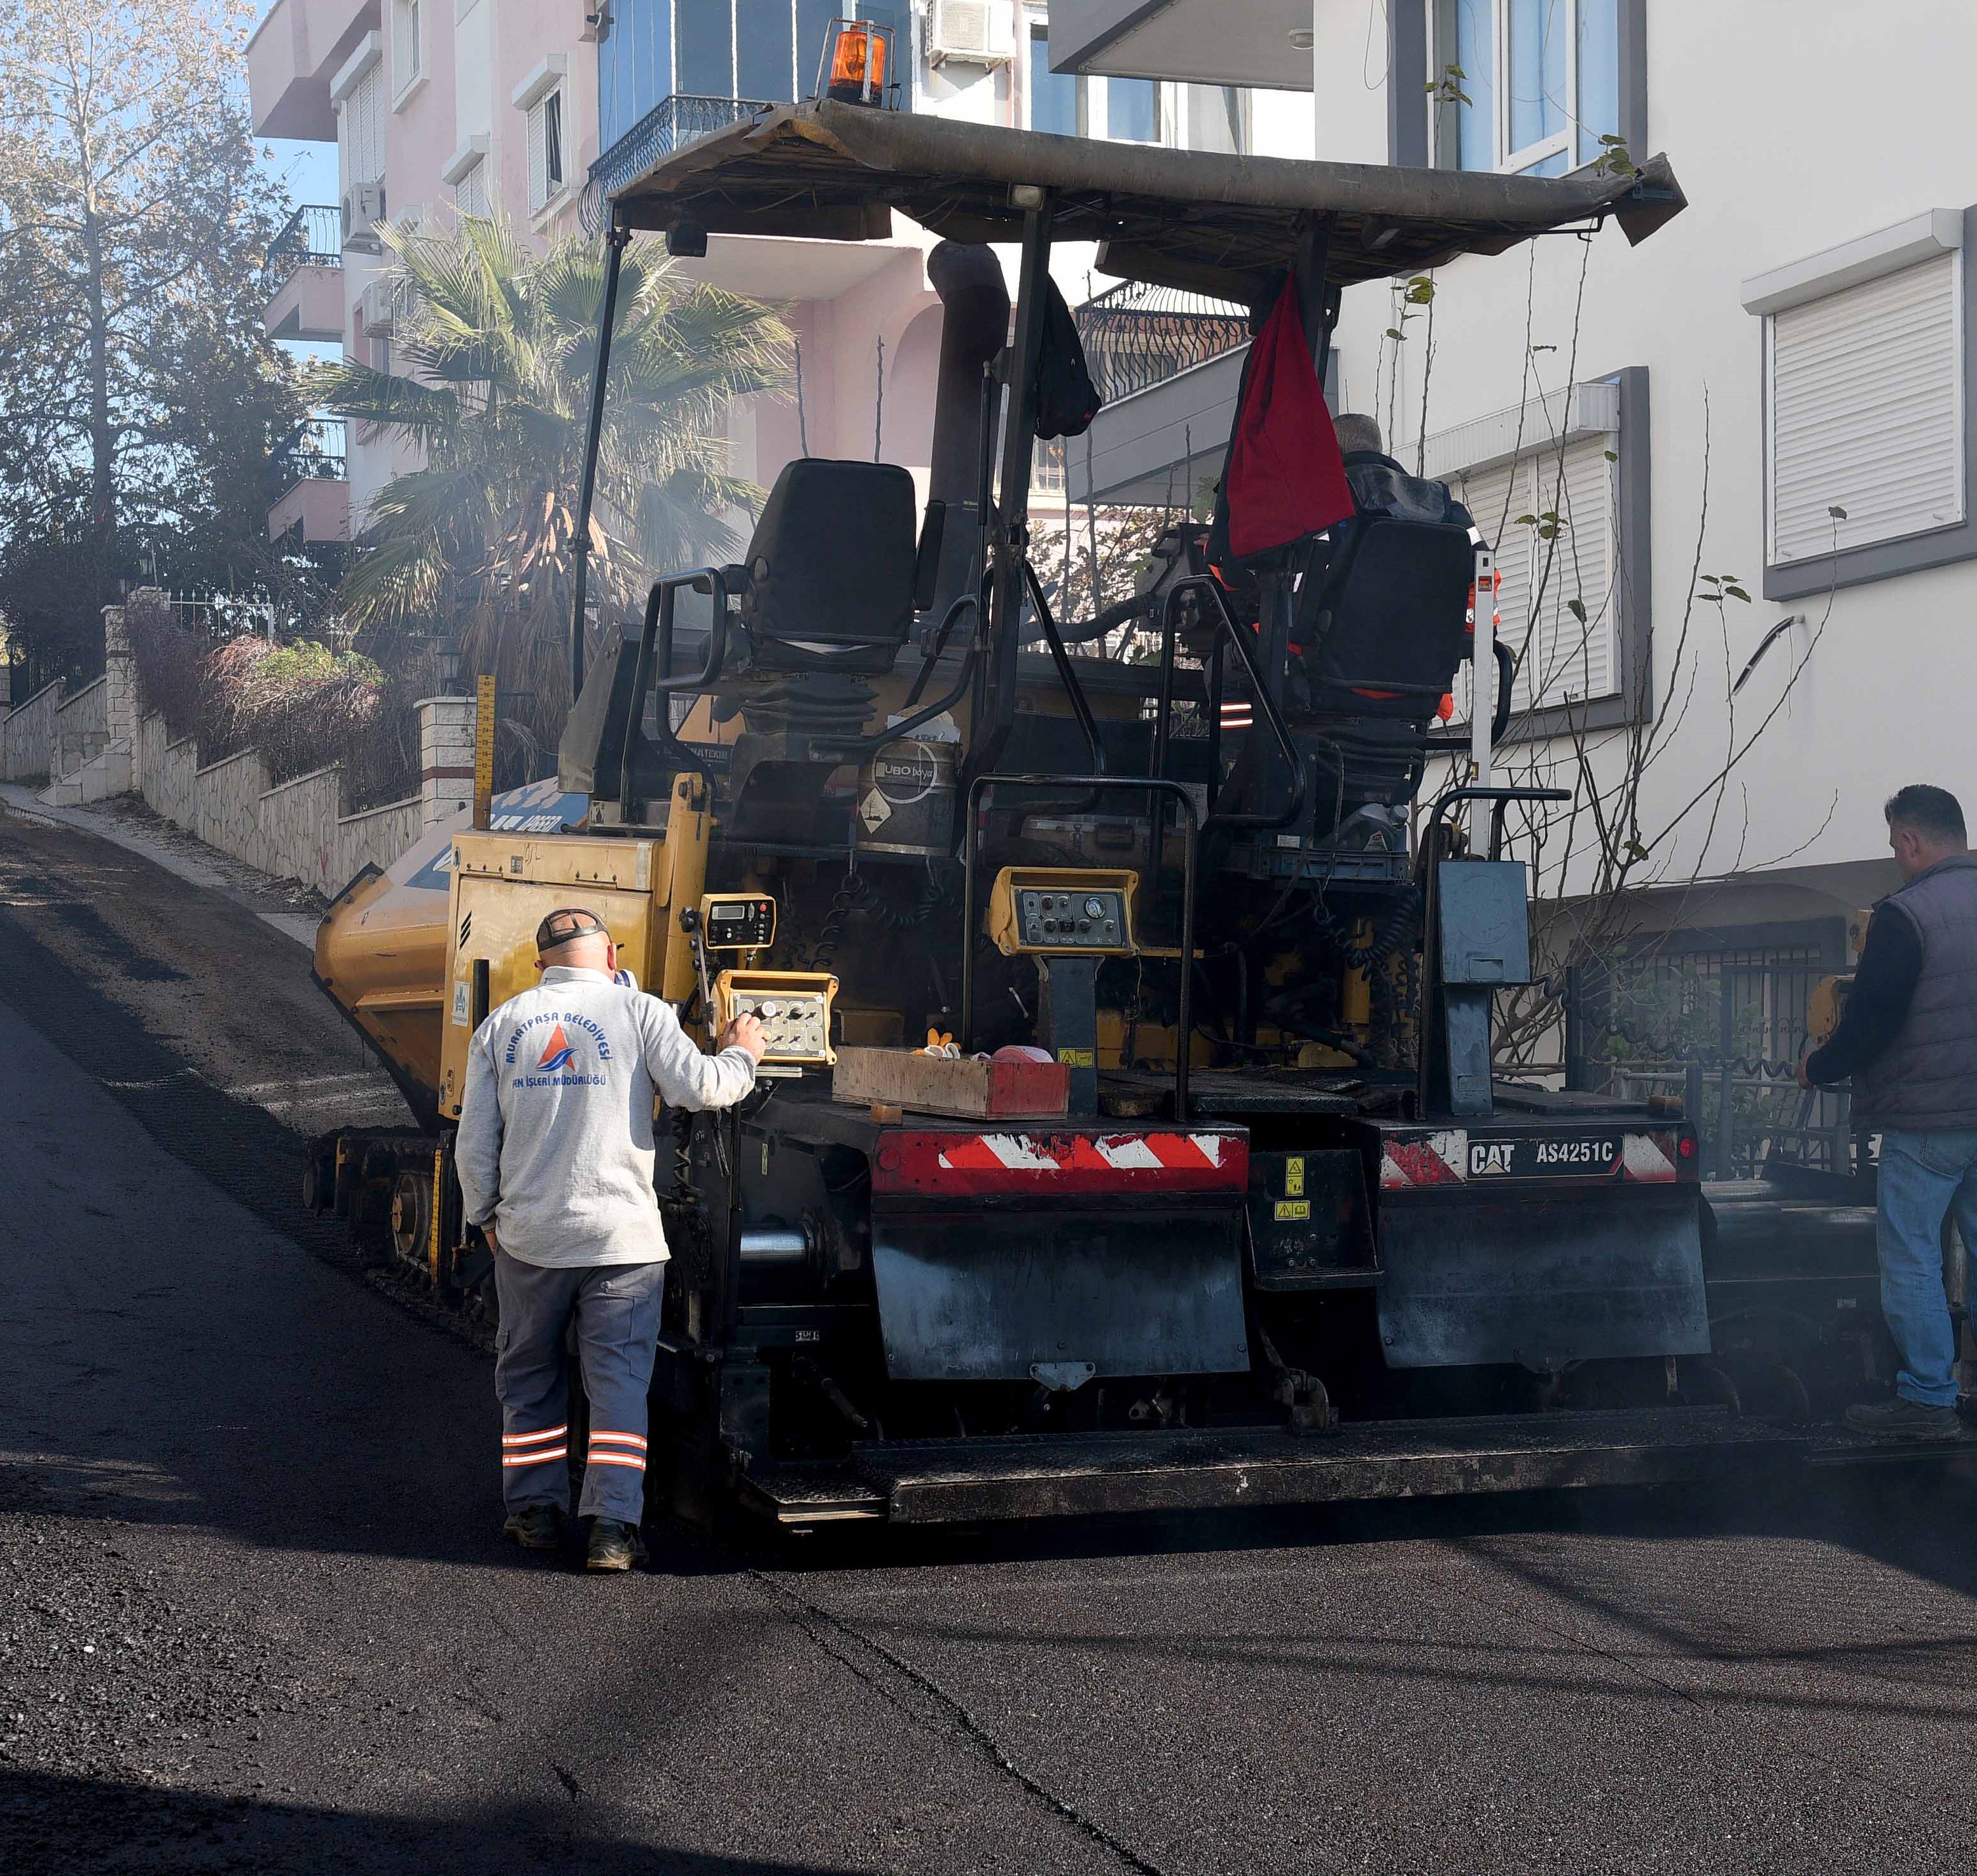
[871,1129,1248,1197]
[1377,1130,1469,1190]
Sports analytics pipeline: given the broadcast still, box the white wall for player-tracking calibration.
[1310,0,1977,912]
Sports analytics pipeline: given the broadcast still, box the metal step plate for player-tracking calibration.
[738,1407,1809,1527]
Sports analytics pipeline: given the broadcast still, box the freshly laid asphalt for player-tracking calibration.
[4,800,1977,1873]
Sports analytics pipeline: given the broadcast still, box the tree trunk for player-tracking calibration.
[81,202,114,539]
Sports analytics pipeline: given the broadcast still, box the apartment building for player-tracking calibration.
[248,3,1324,552]
[250,0,600,538]
[1054,0,1977,1087]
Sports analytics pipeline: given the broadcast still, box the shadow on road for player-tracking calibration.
[0,1767,864,1876]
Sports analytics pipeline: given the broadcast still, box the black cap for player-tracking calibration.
[536,907,609,955]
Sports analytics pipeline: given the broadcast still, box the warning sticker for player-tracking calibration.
[859,788,892,833]
[451,980,471,1027]
[1274,1199,1312,1222]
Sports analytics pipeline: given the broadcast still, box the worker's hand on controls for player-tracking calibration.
[720,1011,768,1062]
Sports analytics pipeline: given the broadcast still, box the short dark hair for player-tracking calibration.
[1885,784,1967,844]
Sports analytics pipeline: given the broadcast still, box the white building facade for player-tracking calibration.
[1053,0,1977,1078]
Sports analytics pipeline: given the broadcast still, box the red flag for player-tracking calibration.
[1222,287,1356,560]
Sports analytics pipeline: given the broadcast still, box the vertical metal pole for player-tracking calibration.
[1685,1059,1704,1131]
[570,221,631,707]
[1716,1064,1735,1180]
[1469,546,1495,852]
[472,674,495,830]
[969,195,1054,788]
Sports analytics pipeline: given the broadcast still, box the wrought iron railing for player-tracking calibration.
[1074,279,1250,406]
[261,205,343,300]
[582,95,778,233]
[268,418,349,496]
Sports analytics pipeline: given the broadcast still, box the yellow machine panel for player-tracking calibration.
[714,969,839,1067]
[987,867,1139,957]
[436,776,711,1116]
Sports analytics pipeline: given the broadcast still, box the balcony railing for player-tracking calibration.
[268,418,348,497]
[581,95,778,233]
[1074,279,1250,406]
[261,204,343,300]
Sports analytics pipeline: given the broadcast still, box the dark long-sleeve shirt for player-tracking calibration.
[1804,910,1923,1084]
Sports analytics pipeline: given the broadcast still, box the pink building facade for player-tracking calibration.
[251,3,1295,559]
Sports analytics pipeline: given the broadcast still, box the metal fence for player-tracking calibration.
[1571,940,1857,1179]
[583,95,777,233]
[1074,279,1250,406]
[261,205,343,300]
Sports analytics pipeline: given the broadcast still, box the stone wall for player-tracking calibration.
[125,709,427,900]
[1,679,63,781]
[51,676,109,781]
[192,749,274,869]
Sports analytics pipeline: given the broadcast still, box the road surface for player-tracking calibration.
[4,800,1977,1873]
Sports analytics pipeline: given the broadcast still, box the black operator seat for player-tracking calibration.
[1294,515,1477,823]
[738,457,919,676]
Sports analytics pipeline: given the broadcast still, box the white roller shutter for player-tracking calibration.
[527,99,547,212]
[345,61,384,188]
[1766,252,1964,566]
[1451,435,1619,721]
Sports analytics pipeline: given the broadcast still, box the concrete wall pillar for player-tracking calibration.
[417,694,477,828]
[103,601,139,746]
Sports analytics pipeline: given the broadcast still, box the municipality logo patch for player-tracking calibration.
[535,1024,577,1073]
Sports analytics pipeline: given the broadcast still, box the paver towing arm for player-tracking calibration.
[308,106,1936,1531]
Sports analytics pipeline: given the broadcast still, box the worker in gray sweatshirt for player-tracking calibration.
[457,905,765,1571]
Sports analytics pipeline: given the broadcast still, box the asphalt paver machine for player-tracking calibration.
[311,99,1922,1530]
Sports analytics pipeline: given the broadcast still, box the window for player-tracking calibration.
[454,158,489,219]
[1457,435,1618,714]
[1028,25,1076,137]
[1106,77,1158,143]
[392,0,422,96]
[527,89,565,213]
[340,54,385,190]
[1764,254,1964,569]
[1022,34,1167,146]
[1429,372,1648,735]
[1431,0,1620,175]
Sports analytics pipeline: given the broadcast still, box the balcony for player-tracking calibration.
[582,95,779,233]
[1045,0,1313,90]
[263,205,345,342]
[267,419,349,544]
[248,0,380,139]
[1066,281,1254,506]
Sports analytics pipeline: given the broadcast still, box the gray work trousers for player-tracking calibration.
[492,1247,665,1525]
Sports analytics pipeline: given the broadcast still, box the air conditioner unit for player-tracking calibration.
[342,181,387,252]
[929,0,1011,66]
[359,282,396,337]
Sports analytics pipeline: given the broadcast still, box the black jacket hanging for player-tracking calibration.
[1030,277,1102,441]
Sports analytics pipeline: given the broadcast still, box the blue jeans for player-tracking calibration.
[1876,1128,1977,1408]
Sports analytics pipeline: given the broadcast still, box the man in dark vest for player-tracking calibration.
[1803,784,1977,1439]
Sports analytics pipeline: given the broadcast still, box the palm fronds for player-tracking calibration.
[314,213,793,763]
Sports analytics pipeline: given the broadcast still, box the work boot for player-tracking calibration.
[503,1504,566,1550]
[586,1517,648,1573]
[1844,1397,1966,1442]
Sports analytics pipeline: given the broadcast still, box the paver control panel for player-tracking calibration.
[713,969,838,1067]
[987,868,1139,957]
[1017,887,1128,950]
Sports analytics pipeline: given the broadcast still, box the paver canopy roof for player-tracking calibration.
[605,99,1686,303]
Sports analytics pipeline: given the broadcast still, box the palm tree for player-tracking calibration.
[313,217,792,767]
